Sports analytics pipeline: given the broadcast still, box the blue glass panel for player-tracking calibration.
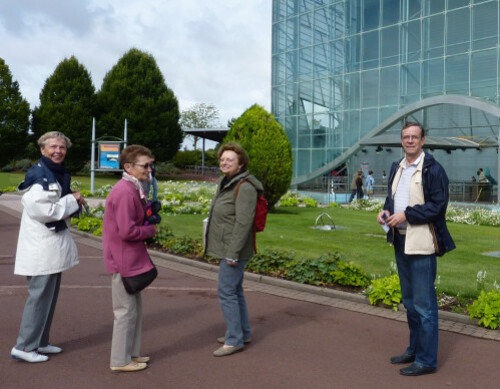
[408,0,422,19]
[362,30,380,69]
[423,0,445,16]
[286,83,298,115]
[448,0,470,11]
[314,43,329,77]
[314,7,330,43]
[382,0,400,26]
[313,78,331,113]
[345,110,360,144]
[423,14,444,59]
[344,72,360,109]
[285,51,297,83]
[272,23,286,54]
[381,26,399,66]
[331,2,346,39]
[285,0,297,17]
[346,34,361,71]
[300,0,315,13]
[347,0,362,35]
[361,108,379,135]
[471,49,497,99]
[272,85,287,117]
[380,66,399,106]
[286,18,298,50]
[362,69,379,108]
[401,62,420,104]
[332,75,344,110]
[472,1,499,50]
[404,20,421,62]
[363,0,380,31]
[445,54,469,94]
[298,47,313,81]
[312,149,327,170]
[299,12,314,48]
[330,39,345,74]
[422,58,444,97]
[272,53,286,85]
[446,8,470,55]
[297,150,311,175]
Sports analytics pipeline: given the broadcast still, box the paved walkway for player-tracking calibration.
[0,192,498,388]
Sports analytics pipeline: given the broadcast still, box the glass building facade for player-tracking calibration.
[272,0,500,186]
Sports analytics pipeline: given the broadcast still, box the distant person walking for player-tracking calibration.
[365,171,375,199]
[377,122,455,376]
[11,131,85,363]
[205,142,263,357]
[355,171,364,200]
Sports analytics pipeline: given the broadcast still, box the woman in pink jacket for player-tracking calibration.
[103,145,157,372]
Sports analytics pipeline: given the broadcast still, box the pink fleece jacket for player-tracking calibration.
[103,179,157,276]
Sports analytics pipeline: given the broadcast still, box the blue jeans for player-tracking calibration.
[217,260,251,346]
[394,232,438,368]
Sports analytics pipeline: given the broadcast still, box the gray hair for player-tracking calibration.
[37,131,72,149]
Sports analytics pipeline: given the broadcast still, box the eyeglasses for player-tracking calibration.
[133,163,152,169]
[402,135,422,141]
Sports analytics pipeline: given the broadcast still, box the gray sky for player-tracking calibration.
[0,0,272,131]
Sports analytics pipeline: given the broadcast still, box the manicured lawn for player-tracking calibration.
[0,172,120,191]
[165,207,500,299]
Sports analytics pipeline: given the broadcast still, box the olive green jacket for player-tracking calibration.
[205,171,264,261]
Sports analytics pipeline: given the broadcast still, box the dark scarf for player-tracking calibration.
[40,156,72,196]
[221,169,246,189]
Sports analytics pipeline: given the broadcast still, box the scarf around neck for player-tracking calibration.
[40,156,71,196]
[122,171,147,203]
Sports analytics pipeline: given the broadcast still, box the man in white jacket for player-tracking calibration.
[11,132,85,363]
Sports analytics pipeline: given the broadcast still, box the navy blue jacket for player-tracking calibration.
[383,153,455,257]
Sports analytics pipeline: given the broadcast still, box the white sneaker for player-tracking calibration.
[11,347,49,363]
[38,345,62,354]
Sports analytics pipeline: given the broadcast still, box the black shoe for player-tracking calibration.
[400,363,436,376]
[390,353,416,364]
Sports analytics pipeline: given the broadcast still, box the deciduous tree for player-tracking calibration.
[180,103,220,150]
[224,104,293,209]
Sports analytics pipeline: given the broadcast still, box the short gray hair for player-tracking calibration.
[37,131,72,149]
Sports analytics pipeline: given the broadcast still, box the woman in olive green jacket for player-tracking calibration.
[205,142,263,357]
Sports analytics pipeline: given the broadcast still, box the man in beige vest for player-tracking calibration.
[377,122,455,376]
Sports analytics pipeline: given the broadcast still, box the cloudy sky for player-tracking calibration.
[0,0,272,132]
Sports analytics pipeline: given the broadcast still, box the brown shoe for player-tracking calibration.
[213,345,244,357]
[110,361,147,372]
[132,356,150,363]
[217,337,252,345]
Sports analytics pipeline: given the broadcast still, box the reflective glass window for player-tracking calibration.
[330,3,346,39]
[299,13,314,48]
[314,7,330,43]
[300,0,316,13]
[346,34,361,71]
[313,78,331,113]
[312,149,326,170]
[361,108,379,135]
[423,0,444,16]
[285,0,297,17]
[401,62,420,104]
[273,23,286,54]
[405,20,421,62]
[445,54,469,94]
[346,0,362,35]
[446,8,470,55]
[362,30,380,69]
[344,72,360,109]
[272,85,287,117]
[297,150,311,175]
[286,82,298,115]
[332,75,344,110]
[422,58,444,97]
[330,39,345,74]
[472,1,499,50]
[362,69,379,107]
[448,0,470,11]
[272,53,286,85]
[407,0,422,19]
[345,110,360,144]
[286,18,298,50]
[314,43,329,77]
[382,0,400,26]
[285,51,297,83]
[423,14,444,59]
[363,0,380,31]
[381,26,399,66]
[471,49,497,99]
[380,66,399,106]
[272,0,286,22]
[298,47,313,81]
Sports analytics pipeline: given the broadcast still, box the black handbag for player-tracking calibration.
[121,257,158,294]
